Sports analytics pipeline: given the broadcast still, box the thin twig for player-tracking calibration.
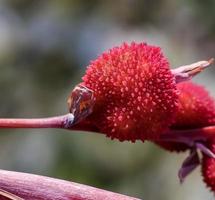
[0,113,74,129]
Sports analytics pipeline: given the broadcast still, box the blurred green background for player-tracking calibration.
[0,1,214,200]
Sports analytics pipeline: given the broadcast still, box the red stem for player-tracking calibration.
[0,115,214,144]
[0,114,99,133]
[0,114,77,130]
[0,169,139,200]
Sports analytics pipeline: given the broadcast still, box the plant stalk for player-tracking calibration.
[0,114,74,129]
[0,169,140,200]
[0,114,214,144]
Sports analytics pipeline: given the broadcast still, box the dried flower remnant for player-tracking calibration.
[67,85,95,126]
[81,42,179,142]
[171,58,214,83]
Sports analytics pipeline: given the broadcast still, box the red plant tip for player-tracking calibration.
[156,81,215,152]
[81,42,178,142]
[172,58,214,83]
[202,139,215,192]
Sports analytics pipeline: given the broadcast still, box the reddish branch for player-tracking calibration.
[0,114,70,129]
[0,114,214,145]
[0,170,139,200]
[0,114,214,144]
[0,114,98,132]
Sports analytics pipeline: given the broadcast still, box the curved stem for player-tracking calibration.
[156,126,215,145]
[0,114,214,145]
[0,114,99,133]
[0,170,139,200]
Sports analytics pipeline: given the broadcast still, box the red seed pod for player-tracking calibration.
[173,82,215,129]
[156,81,215,152]
[81,42,178,142]
[202,139,215,191]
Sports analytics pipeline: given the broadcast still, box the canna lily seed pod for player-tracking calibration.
[202,139,215,192]
[156,81,215,152]
[80,42,179,142]
[173,82,215,129]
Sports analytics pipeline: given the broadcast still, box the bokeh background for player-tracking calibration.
[0,1,214,200]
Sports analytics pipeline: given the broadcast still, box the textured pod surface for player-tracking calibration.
[173,82,215,129]
[82,42,178,142]
[202,139,215,192]
[157,82,215,152]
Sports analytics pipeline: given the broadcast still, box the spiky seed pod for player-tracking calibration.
[156,81,215,152]
[173,82,215,129]
[202,139,215,191]
[81,42,178,142]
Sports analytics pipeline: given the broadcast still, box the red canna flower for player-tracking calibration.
[81,42,179,142]
[202,139,215,191]
[156,81,215,152]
